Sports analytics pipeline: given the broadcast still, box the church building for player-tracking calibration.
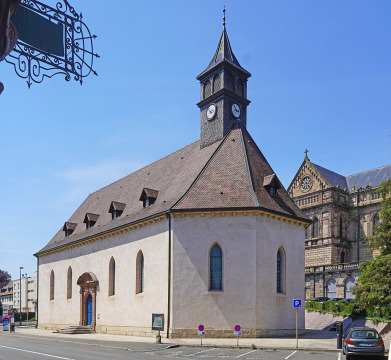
[35,22,309,338]
[288,153,391,300]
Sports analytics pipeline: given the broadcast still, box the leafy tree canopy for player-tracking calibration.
[0,269,11,288]
[354,255,391,309]
[354,178,391,312]
[367,178,391,255]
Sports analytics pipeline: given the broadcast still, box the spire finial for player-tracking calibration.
[223,6,226,29]
[304,149,309,159]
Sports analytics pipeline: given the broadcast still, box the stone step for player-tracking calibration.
[57,326,95,334]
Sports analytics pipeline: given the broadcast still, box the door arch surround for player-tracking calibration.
[77,272,99,329]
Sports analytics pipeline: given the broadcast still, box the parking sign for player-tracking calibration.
[293,299,302,308]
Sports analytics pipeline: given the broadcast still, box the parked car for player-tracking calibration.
[311,297,330,301]
[329,297,344,301]
[343,327,385,359]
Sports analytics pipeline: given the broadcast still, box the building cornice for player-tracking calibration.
[36,208,309,258]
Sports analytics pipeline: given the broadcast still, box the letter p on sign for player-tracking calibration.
[293,299,302,308]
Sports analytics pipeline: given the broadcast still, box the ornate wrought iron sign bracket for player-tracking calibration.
[5,0,99,87]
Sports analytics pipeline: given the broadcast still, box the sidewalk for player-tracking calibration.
[10,326,343,352]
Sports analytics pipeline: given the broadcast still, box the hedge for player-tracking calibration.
[305,300,391,323]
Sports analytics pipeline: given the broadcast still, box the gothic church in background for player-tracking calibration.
[289,154,391,300]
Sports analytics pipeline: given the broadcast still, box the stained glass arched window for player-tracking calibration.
[209,244,222,291]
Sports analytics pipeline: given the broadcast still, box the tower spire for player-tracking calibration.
[223,6,226,29]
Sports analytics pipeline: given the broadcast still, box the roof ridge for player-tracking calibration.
[171,124,237,209]
[239,124,260,207]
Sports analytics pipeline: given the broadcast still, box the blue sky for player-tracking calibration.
[1,1,390,280]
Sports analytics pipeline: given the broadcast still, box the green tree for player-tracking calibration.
[0,269,11,288]
[354,179,391,312]
[367,178,391,255]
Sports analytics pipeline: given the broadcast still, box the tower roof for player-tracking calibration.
[197,27,251,79]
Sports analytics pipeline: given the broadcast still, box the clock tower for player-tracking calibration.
[197,18,251,149]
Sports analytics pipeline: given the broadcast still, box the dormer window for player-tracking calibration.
[109,201,126,220]
[263,174,281,198]
[83,213,99,229]
[139,188,158,208]
[63,222,77,237]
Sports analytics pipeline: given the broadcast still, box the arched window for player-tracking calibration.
[209,244,223,291]
[203,80,212,99]
[67,266,72,299]
[236,78,243,96]
[312,217,319,238]
[340,251,345,264]
[109,257,115,296]
[277,247,285,293]
[226,72,234,92]
[345,278,356,299]
[50,270,54,301]
[305,226,309,239]
[373,214,380,235]
[213,74,221,93]
[136,250,144,294]
[326,279,337,298]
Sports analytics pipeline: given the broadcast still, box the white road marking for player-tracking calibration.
[236,349,257,358]
[0,345,76,360]
[285,351,297,359]
[338,352,341,360]
[185,348,216,356]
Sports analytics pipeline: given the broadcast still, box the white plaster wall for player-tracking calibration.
[255,216,305,330]
[171,214,257,331]
[171,213,305,333]
[38,220,169,330]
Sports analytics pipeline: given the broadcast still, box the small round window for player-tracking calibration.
[300,176,312,192]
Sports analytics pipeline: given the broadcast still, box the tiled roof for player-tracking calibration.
[311,163,391,191]
[312,163,348,189]
[36,125,308,256]
[346,164,391,190]
[0,281,13,296]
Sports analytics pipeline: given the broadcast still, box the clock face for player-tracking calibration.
[207,104,217,120]
[232,103,240,118]
[300,176,312,192]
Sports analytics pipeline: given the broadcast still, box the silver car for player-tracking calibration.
[343,327,385,359]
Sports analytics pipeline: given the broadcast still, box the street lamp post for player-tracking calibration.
[19,266,23,326]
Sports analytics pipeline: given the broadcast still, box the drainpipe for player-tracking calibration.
[36,256,39,328]
[166,214,172,339]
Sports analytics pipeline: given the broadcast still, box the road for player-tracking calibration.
[0,331,349,360]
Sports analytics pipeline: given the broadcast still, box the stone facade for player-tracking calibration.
[288,155,389,299]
